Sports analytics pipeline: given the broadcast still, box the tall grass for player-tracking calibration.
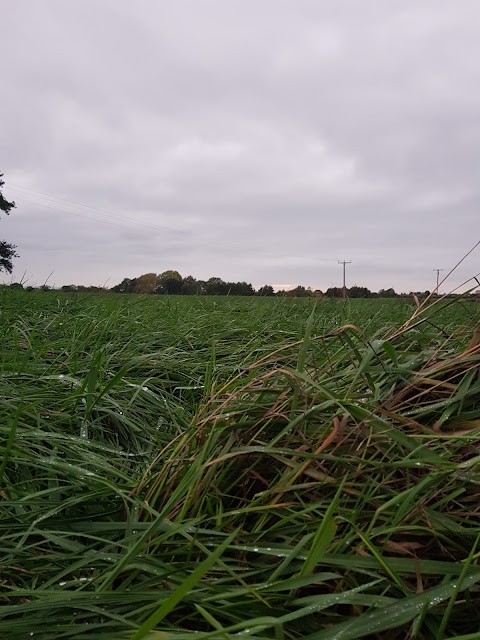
[1,288,479,639]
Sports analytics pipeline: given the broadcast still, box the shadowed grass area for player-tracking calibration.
[1,288,479,639]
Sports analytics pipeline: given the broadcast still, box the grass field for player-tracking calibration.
[1,288,480,639]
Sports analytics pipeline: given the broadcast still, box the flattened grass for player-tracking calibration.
[1,289,480,639]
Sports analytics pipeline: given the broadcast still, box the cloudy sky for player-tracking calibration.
[1,0,479,292]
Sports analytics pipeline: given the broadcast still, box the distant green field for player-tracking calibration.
[1,289,480,639]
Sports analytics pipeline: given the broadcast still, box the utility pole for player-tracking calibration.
[338,260,351,299]
[433,268,444,294]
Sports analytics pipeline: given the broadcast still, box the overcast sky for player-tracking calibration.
[1,0,479,292]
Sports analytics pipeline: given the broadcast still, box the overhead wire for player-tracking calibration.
[7,182,340,262]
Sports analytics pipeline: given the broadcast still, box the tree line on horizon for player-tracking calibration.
[7,271,478,299]
[52,271,431,298]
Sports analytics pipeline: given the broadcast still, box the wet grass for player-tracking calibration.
[1,288,480,639]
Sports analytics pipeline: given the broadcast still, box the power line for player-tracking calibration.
[8,183,340,263]
[9,188,276,258]
[9,183,202,239]
[338,260,351,299]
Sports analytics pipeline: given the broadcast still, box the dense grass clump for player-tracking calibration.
[1,288,480,639]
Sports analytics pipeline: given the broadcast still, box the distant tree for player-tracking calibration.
[85,286,101,293]
[197,280,207,295]
[111,278,134,294]
[156,270,183,294]
[164,277,183,294]
[158,270,182,281]
[228,281,255,296]
[133,273,158,294]
[349,285,372,298]
[182,275,203,295]
[257,285,275,296]
[326,287,342,298]
[205,277,227,295]
[378,288,397,298]
[286,286,312,298]
[0,173,18,274]
[61,284,78,292]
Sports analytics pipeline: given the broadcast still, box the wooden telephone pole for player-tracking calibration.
[433,268,444,294]
[338,260,352,299]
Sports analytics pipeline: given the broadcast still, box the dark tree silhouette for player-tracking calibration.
[0,172,18,273]
[257,285,275,296]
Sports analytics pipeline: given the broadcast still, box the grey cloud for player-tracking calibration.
[1,0,480,292]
